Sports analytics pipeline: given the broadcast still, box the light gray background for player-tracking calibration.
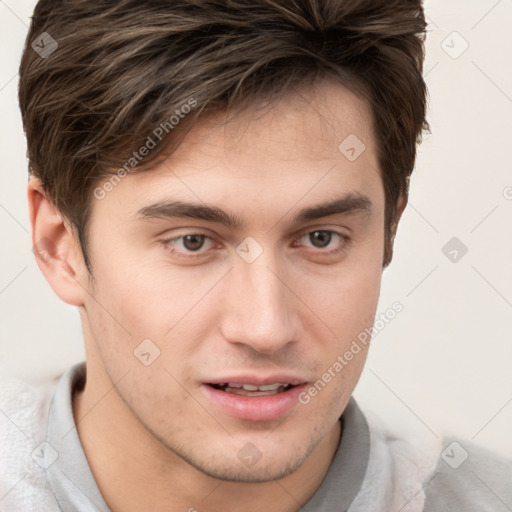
[1,0,511,457]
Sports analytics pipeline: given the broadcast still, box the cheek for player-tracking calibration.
[81,256,166,378]
[83,255,223,380]
[296,253,382,335]
[86,247,175,331]
[335,229,384,323]
[291,236,383,390]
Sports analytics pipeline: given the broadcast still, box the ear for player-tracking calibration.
[394,191,408,227]
[383,192,408,268]
[28,177,87,306]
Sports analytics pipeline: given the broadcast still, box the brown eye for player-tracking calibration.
[296,229,350,256]
[308,231,333,248]
[181,234,207,251]
[164,233,215,260]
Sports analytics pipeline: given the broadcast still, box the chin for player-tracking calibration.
[197,453,308,483]
[170,437,313,483]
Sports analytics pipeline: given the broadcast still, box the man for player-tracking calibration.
[1,1,510,511]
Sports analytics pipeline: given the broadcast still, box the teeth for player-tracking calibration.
[242,384,259,391]
[217,383,292,396]
[211,382,293,393]
[238,383,287,391]
[257,383,283,391]
[226,389,280,396]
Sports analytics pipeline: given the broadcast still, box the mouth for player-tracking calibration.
[208,382,294,396]
[201,377,308,422]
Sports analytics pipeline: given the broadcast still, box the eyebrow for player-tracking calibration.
[135,192,372,230]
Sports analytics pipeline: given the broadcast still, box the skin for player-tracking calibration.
[29,77,406,512]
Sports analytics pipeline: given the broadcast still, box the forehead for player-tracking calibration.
[167,77,376,169]
[90,78,382,229]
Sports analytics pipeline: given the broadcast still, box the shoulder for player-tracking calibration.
[352,405,512,512]
[352,408,442,512]
[423,437,512,512]
[0,374,59,440]
[0,374,62,511]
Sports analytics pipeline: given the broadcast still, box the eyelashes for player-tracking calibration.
[162,229,351,261]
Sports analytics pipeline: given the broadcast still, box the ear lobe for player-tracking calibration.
[28,177,86,306]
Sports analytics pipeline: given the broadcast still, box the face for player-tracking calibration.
[80,78,385,482]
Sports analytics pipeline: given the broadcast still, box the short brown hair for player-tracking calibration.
[19,0,429,270]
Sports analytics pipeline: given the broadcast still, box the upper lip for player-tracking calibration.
[205,375,307,387]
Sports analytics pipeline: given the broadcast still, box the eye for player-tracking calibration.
[162,229,350,262]
[296,230,350,254]
[164,233,215,258]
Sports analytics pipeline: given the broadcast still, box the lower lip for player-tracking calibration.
[201,384,308,422]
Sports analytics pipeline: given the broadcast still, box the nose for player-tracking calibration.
[220,249,298,354]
